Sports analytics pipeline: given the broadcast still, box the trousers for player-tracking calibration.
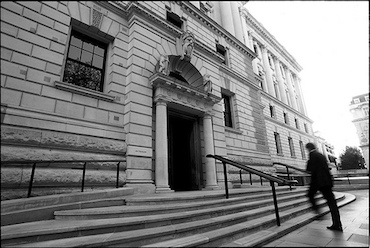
[307,185,342,227]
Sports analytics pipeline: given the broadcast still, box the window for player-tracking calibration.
[216,43,228,65]
[304,123,308,133]
[167,11,183,29]
[283,112,289,124]
[299,140,306,159]
[286,91,291,106]
[63,30,107,92]
[274,82,279,99]
[268,55,273,68]
[274,132,282,154]
[288,137,295,157]
[280,65,285,78]
[269,104,275,118]
[363,106,369,116]
[295,118,299,129]
[222,93,233,128]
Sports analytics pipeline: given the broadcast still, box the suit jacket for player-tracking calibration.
[306,150,333,188]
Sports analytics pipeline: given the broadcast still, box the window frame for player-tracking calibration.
[274,132,283,155]
[63,29,108,92]
[269,104,276,119]
[299,140,306,159]
[222,92,234,128]
[288,137,295,158]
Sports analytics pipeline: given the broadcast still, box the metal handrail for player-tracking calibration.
[1,159,126,198]
[273,162,311,189]
[207,154,298,226]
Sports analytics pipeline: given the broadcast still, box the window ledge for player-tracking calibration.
[55,81,115,102]
[225,126,243,135]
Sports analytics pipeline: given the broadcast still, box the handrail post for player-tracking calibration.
[260,177,263,186]
[81,162,87,192]
[347,174,351,185]
[270,180,280,226]
[116,162,120,188]
[286,167,292,190]
[27,163,37,198]
[222,161,229,199]
[239,170,242,184]
[249,172,252,185]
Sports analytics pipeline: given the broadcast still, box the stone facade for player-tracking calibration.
[1,1,316,199]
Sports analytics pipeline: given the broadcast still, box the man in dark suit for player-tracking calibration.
[305,142,343,231]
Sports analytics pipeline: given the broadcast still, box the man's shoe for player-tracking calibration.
[327,225,343,232]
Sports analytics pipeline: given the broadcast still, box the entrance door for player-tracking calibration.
[168,112,201,191]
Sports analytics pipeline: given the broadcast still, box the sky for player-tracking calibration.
[244,1,369,157]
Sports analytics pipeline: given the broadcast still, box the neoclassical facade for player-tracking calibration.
[1,1,316,199]
[349,93,369,171]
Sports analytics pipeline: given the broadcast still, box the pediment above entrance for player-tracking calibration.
[149,73,221,114]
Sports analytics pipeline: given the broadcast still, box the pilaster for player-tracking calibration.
[261,44,275,96]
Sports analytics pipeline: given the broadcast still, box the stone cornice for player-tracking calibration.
[352,116,369,123]
[179,1,257,60]
[149,73,222,106]
[219,64,260,91]
[241,8,303,72]
[260,90,313,123]
[266,114,314,138]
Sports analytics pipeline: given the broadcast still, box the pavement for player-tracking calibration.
[263,189,369,247]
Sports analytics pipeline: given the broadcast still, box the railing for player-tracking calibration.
[273,162,311,189]
[1,159,126,198]
[207,154,298,226]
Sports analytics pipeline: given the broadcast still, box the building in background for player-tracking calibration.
[1,1,317,199]
[314,131,337,170]
[349,93,369,171]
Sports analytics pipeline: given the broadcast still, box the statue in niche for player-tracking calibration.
[203,74,212,94]
[180,30,195,61]
[156,54,169,75]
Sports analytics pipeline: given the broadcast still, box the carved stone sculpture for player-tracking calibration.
[157,54,169,75]
[180,30,195,61]
[203,74,212,93]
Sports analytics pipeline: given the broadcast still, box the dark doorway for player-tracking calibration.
[168,112,201,191]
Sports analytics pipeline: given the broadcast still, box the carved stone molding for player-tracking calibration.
[149,73,221,114]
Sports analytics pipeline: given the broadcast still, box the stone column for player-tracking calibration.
[274,57,288,104]
[230,1,244,43]
[155,99,172,193]
[261,44,275,96]
[294,76,308,115]
[203,113,218,189]
[285,68,298,110]
[219,1,235,36]
[248,32,258,74]
[212,1,222,26]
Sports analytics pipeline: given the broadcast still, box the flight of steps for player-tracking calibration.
[1,185,355,247]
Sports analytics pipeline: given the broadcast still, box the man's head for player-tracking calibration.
[305,142,316,151]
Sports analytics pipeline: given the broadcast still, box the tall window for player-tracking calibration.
[363,106,369,116]
[286,91,291,106]
[222,93,233,128]
[269,104,275,118]
[63,30,107,91]
[288,137,295,157]
[304,123,309,133]
[216,43,228,65]
[274,132,282,154]
[299,140,306,159]
[295,118,299,129]
[283,112,289,124]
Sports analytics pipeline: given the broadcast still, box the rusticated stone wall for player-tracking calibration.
[1,126,126,200]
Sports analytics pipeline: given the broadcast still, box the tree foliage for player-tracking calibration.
[339,146,366,170]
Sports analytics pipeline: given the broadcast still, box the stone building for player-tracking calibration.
[0,1,316,199]
[349,93,369,170]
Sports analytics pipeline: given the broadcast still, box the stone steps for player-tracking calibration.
[1,188,134,226]
[0,186,354,247]
[53,188,306,220]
